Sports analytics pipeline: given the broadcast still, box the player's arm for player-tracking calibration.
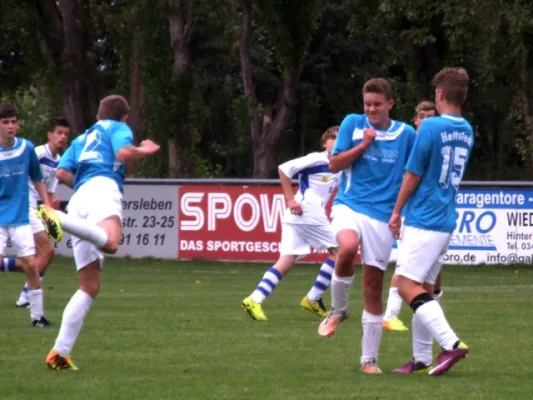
[28,148,53,208]
[329,115,375,172]
[115,141,160,161]
[389,125,432,237]
[56,144,76,189]
[56,169,74,189]
[278,154,317,216]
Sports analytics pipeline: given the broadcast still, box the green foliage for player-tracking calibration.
[1,85,52,144]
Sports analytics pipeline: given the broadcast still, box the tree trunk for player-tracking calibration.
[167,0,194,177]
[523,34,533,177]
[35,0,100,134]
[240,0,300,178]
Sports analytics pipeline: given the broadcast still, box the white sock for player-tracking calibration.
[306,259,335,301]
[415,300,458,350]
[330,272,354,313]
[56,210,108,248]
[21,273,44,302]
[412,312,433,365]
[250,267,282,303]
[384,287,403,320]
[28,288,44,320]
[361,310,384,365]
[54,290,94,356]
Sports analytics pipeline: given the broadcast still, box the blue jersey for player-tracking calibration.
[0,138,43,226]
[404,114,474,232]
[333,114,416,222]
[58,120,133,193]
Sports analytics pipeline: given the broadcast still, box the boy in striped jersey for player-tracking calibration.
[242,126,340,321]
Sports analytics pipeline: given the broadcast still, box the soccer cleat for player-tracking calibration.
[300,296,328,317]
[392,360,431,374]
[15,301,30,308]
[32,316,52,328]
[242,296,267,321]
[36,205,63,243]
[46,349,79,371]
[428,341,469,376]
[318,309,348,337]
[361,360,382,375]
[383,317,409,331]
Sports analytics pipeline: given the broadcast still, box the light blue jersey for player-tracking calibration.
[333,114,416,222]
[404,114,474,232]
[58,120,133,193]
[0,138,43,226]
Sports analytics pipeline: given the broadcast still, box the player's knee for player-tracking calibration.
[363,282,382,303]
[102,242,118,254]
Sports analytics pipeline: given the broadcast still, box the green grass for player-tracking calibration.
[1,259,532,400]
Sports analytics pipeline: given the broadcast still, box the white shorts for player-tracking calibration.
[331,204,393,270]
[67,177,123,270]
[396,225,451,284]
[279,223,337,256]
[0,225,35,257]
[29,208,46,234]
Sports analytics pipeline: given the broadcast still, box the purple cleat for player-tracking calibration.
[428,342,469,376]
[392,360,431,375]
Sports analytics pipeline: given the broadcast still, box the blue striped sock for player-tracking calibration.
[307,258,335,301]
[0,257,16,272]
[251,267,283,303]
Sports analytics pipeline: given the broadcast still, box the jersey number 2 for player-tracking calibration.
[79,130,102,162]
[439,146,468,190]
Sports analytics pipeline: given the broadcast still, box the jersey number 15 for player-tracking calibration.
[439,145,468,190]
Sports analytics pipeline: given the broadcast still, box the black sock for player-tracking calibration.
[409,292,434,312]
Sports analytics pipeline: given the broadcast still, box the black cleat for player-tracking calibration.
[32,317,52,328]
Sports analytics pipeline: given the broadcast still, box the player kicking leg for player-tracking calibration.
[242,127,340,320]
[39,95,160,370]
[384,101,437,332]
[389,68,472,376]
[317,78,416,375]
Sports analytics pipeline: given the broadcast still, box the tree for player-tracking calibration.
[239,0,323,177]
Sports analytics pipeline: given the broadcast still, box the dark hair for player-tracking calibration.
[362,78,393,100]
[48,116,71,132]
[432,68,470,106]
[0,104,20,120]
[97,95,130,121]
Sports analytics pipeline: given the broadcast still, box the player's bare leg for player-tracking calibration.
[433,271,443,300]
[242,255,297,321]
[318,230,356,337]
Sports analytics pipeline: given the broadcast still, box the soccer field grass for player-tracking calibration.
[1,259,532,400]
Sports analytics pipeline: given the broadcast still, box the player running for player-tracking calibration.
[317,78,416,375]
[389,67,472,376]
[242,126,340,320]
[383,101,438,331]
[0,103,56,327]
[13,117,70,308]
[38,95,160,370]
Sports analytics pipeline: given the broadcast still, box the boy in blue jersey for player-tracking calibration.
[389,67,472,376]
[384,101,438,332]
[317,78,416,374]
[38,95,160,370]
[0,104,56,327]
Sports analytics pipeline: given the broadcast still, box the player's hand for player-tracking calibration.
[361,128,377,148]
[287,199,303,216]
[140,139,160,155]
[389,212,402,239]
[51,197,61,210]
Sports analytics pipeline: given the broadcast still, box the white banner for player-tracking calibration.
[54,184,179,259]
[391,188,533,264]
